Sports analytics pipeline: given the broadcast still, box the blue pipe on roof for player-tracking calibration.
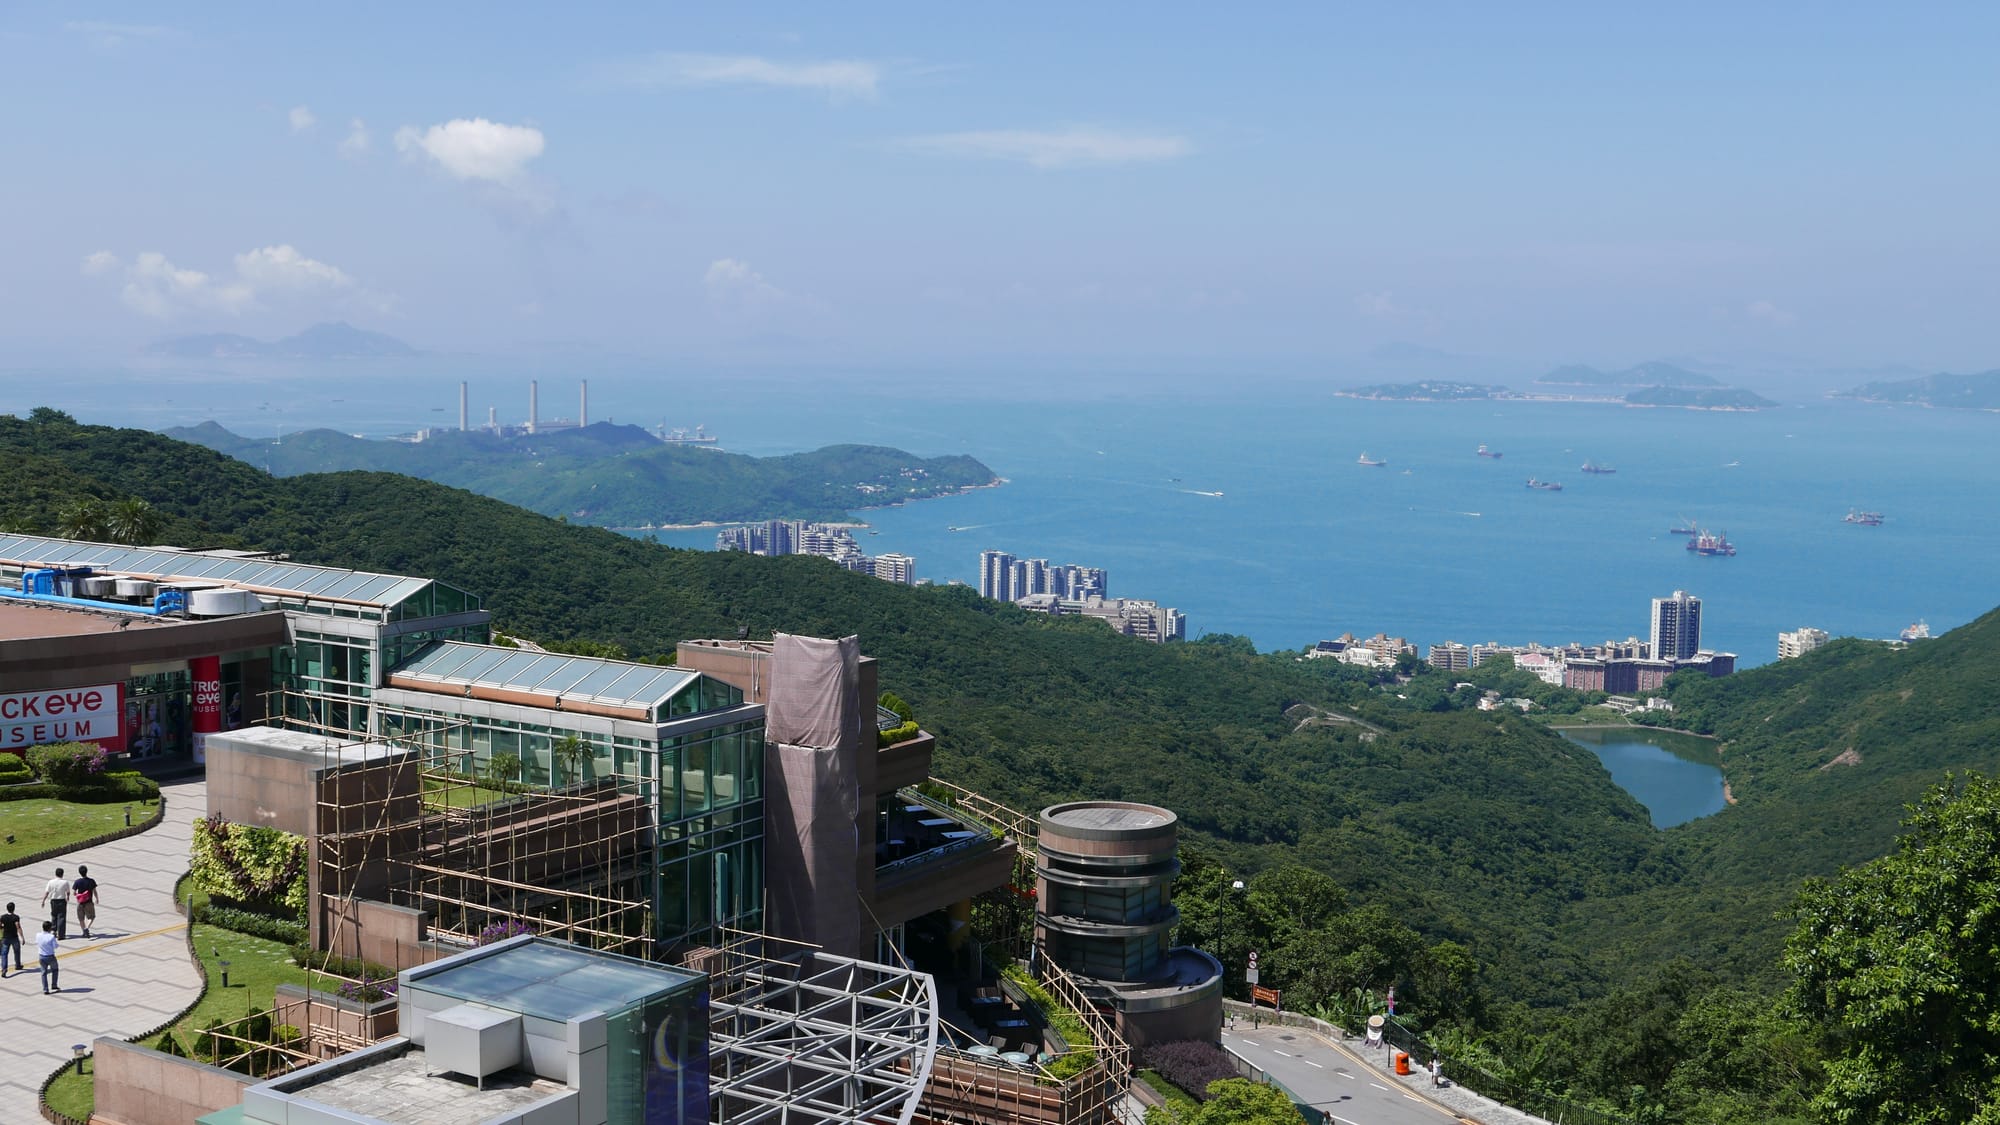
[2,580,187,616]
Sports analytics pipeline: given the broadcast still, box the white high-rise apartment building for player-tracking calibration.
[1650,590,1703,661]
[978,551,1016,601]
[1777,626,1830,660]
[871,553,917,586]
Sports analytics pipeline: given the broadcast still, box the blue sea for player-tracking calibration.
[36,367,2000,666]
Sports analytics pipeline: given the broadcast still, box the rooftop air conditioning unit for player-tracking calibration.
[113,578,157,600]
[187,588,266,617]
[79,577,119,598]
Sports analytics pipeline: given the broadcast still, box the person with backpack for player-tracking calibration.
[71,865,100,939]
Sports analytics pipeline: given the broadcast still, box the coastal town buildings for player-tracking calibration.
[1017,593,1187,643]
[977,550,1106,602]
[1778,626,1831,659]
[717,520,915,585]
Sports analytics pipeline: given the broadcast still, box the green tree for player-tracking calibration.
[1784,774,2000,1125]
[1145,1078,1302,1125]
[552,735,591,785]
[57,496,107,539]
[106,497,162,544]
[485,751,523,787]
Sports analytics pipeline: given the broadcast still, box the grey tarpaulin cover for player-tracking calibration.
[762,633,863,956]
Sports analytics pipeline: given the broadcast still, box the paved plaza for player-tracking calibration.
[1,779,205,1121]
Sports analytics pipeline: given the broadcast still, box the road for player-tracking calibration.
[1220,1024,1468,1125]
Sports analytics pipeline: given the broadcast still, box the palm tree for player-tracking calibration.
[552,735,591,786]
[105,498,162,545]
[56,497,108,540]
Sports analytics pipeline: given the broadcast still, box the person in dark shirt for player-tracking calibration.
[0,902,21,977]
[71,866,101,939]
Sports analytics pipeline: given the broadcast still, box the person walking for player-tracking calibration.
[37,921,60,993]
[42,866,71,940]
[0,902,21,977]
[71,865,100,939]
[1430,1055,1443,1088]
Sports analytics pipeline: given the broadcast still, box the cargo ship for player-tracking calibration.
[1901,620,1931,641]
[1476,444,1502,458]
[1669,517,1698,535]
[657,423,720,445]
[1686,529,1736,556]
[1844,509,1884,526]
[1581,460,1616,474]
[1358,453,1386,467]
[1525,478,1564,491]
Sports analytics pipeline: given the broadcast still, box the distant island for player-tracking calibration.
[1535,361,1723,388]
[1336,359,1777,411]
[1834,369,2000,410]
[147,322,418,360]
[1623,385,1778,411]
[1335,380,1512,401]
[167,421,1000,527]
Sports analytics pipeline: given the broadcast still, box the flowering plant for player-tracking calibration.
[476,918,536,946]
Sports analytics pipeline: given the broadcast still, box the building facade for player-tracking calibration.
[1778,626,1830,659]
[1650,590,1703,661]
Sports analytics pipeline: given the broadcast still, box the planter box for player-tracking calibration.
[274,982,399,1053]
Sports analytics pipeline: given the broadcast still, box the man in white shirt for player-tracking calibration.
[37,921,60,993]
[41,867,71,940]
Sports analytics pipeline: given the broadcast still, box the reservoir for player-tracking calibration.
[1560,727,1727,828]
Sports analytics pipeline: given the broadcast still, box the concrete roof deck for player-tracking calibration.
[280,1047,564,1125]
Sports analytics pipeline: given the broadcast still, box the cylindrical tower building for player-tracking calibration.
[1036,801,1221,1047]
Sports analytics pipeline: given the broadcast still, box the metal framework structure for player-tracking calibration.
[701,928,939,1125]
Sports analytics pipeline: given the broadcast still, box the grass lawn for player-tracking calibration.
[1542,706,1638,728]
[420,775,517,809]
[0,797,155,867]
[44,917,314,1122]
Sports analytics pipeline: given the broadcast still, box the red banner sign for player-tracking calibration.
[0,684,126,753]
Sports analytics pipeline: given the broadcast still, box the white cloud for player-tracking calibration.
[617,53,879,99]
[703,258,789,305]
[1746,299,1795,326]
[82,245,378,320]
[395,118,545,183]
[288,105,316,133]
[339,119,372,158]
[64,21,175,48]
[1355,291,1400,319]
[898,127,1191,169]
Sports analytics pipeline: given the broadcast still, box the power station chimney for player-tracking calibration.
[529,380,539,434]
[487,406,496,431]
[580,380,588,428]
[458,381,468,432]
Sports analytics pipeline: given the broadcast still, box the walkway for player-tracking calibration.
[0,778,205,1121]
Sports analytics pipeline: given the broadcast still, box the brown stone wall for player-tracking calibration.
[204,742,318,835]
[1118,990,1224,1050]
[321,898,439,969]
[90,1037,253,1125]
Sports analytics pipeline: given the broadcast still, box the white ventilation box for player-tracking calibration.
[114,578,157,599]
[426,1003,522,1089]
[188,588,266,616]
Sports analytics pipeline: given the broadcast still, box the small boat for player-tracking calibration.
[1843,509,1884,526]
[1358,453,1386,467]
[1581,460,1616,474]
[1476,444,1503,459]
[1525,478,1564,491]
[1723,460,1741,468]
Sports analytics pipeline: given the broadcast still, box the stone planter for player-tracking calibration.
[273,983,399,1053]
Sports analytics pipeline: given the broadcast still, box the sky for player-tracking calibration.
[4,3,1998,377]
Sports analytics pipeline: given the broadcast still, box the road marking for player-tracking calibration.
[1370,1083,1389,1091]
[1304,1059,1324,1069]
[54,922,187,959]
[1404,1094,1424,1102]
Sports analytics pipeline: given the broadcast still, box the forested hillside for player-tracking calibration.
[166,420,998,526]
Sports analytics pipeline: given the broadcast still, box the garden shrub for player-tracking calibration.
[477,918,536,945]
[288,944,395,983]
[194,904,308,945]
[26,741,109,787]
[1140,1040,1241,1102]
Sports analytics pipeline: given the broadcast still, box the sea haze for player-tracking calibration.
[40,368,2000,665]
